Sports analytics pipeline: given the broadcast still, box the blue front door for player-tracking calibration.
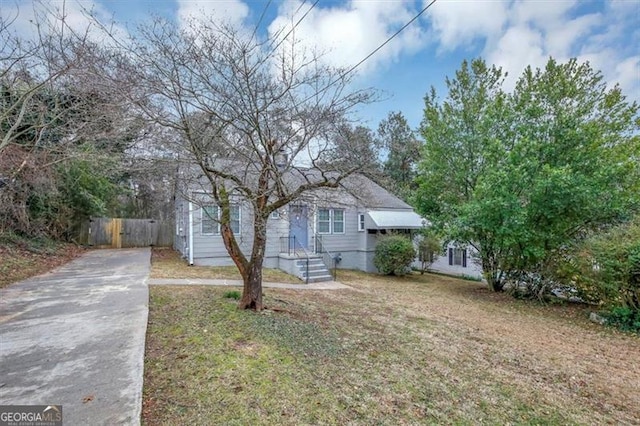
[289,205,308,249]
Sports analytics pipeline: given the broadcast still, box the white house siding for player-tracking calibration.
[188,200,292,268]
[313,196,371,272]
[414,243,484,279]
[191,201,250,267]
[264,209,290,268]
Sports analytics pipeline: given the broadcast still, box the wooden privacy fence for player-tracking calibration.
[77,218,173,248]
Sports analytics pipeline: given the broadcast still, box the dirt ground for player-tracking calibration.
[334,271,640,423]
[0,237,85,288]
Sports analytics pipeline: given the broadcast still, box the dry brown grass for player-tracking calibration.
[0,233,85,288]
[149,247,302,283]
[143,267,640,425]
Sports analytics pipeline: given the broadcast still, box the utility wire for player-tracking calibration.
[285,0,438,113]
[250,0,273,42]
[268,0,320,55]
[342,0,437,79]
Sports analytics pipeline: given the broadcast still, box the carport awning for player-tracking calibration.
[366,211,427,230]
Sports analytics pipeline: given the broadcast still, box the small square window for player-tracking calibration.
[317,208,345,234]
[201,204,241,235]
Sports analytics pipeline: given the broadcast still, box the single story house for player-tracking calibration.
[174,169,483,282]
[174,173,430,281]
[414,243,484,280]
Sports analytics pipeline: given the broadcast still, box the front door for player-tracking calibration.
[289,205,308,250]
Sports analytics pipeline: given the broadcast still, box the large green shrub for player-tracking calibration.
[570,219,640,310]
[603,307,640,334]
[373,234,416,276]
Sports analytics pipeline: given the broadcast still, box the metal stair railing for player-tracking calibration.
[294,238,311,284]
[314,234,339,281]
[280,236,311,283]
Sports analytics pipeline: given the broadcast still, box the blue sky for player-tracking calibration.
[4,0,639,129]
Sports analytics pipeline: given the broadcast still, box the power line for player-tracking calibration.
[284,0,438,114]
[250,0,273,43]
[342,0,437,79]
[268,0,320,55]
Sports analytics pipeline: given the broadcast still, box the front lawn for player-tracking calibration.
[142,270,640,425]
[150,247,301,283]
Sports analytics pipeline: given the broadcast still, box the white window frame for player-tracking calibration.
[358,213,365,232]
[201,204,241,235]
[451,248,467,267]
[332,209,345,234]
[270,210,280,219]
[317,208,345,234]
[453,248,463,266]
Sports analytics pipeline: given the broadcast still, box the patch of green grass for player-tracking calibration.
[143,287,347,425]
[223,290,241,300]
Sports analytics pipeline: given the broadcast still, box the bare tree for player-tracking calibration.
[1,3,83,153]
[1,5,148,237]
[110,17,374,310]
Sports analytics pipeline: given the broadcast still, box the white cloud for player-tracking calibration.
[428,0,640,100]
[487,25,546,88]
[510,0,577,28]
[268,0,426,75]
[427,0,509,51]
[612,55,639,97]
[0,0,127,43]
[543,13,601,57]
[176,0,249,29]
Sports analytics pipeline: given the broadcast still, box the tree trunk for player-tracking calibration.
[237,213,268,310]
[485,273,505,292]
[238,261,263,310]
[481,253,504,292]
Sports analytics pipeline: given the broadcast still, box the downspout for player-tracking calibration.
[188,199,194,265]
[312,196,317,253]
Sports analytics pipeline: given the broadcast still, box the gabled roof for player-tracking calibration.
[177,160,413,211]
[339,174,412,210]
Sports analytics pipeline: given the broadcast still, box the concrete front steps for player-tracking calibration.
[296,256,333,283]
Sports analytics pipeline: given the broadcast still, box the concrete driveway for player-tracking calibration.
[0,248,150,425]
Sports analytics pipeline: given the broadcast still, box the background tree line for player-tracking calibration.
[0,10,174,240]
